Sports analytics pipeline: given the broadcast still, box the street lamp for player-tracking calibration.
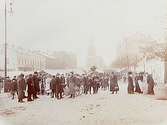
[4,1,7,78]
[4,0,13,78]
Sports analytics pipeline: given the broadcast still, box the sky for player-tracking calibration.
[0,0,167,67]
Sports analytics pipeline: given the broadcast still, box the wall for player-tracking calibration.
[136,58,164,84]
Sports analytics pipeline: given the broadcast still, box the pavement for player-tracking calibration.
[0,83,167,125]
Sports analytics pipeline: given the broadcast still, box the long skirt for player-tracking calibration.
[147,84,154,95]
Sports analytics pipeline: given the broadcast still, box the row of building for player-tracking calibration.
[113,33,167,84]
[0,44,77,72]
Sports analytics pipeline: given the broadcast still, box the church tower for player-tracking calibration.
[87,37,98,68]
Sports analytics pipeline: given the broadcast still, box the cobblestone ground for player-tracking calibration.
[0,84,167,125]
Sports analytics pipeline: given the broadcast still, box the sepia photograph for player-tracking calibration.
[0,0,167,125]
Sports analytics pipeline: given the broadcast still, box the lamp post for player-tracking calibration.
[4,1,7,78]
[4,0,13,78]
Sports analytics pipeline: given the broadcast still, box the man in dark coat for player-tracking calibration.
[17,74,26,103]
[83,75,89,95]
[134,74,142,94]
[4,77,11,93]
[33,72,40,99]
[11,76,18,99]
[59,74,65,99]
[127,72,134,94]
[92,76,99,94]
[50,75,56,98]
[110,72,119,94]
[40,76,45,95]
[88,77,94,95]
[27,74,34,101]
[55,74,61,99]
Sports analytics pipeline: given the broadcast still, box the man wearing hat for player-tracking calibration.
[50,75,56,98]
[110,72,119,94]
[33,72,40,99]
[55,73,61,99]
[127,72,134,94]
[27,74,34,101]
[17,74,26,103]
[59,74,65,99]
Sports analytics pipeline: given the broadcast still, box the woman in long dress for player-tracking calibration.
[147,74,155,95]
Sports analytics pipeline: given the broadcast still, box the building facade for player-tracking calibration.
[0,44,77,72]
[0,45,46,71]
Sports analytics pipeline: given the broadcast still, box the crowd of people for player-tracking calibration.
[0,70,155,103]
[126,72,155,95]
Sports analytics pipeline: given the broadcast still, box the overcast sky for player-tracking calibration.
[0,0,166,67]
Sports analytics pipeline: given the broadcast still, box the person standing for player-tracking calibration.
[110,72,119,94]
[33,72,40,99]
[27,74,34,101]
[59,74,65,99]
[147,74,155,95]
[83,75,89,94]
[127,72,134,94]
[40,76,45,95]
[104,75,109,91]
[55,74,61,99]
[88,76,94,95]
[50,75,56,98]
[69,72,76,98]
[45,75,52,95]
[92,76,98,94]
[10,76,18,99]
[17,74,26,103]
[4,77,11,93]
[134,74,142,94]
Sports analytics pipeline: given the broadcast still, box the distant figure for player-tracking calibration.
[27,74,34,101]
[55,74,61,99]
[11,76,18,99]
[134,74,142,94]
[82,75,89,95]
[17,74,26,103]
[4,77,11,93]
[147,74,155,95]
[88,77,94,94]
[110,72,119,94]
[59,74,65,99]
[127,72,134,94]
[93,76,100,94]
[50,75,56,98]
[69,73,76,98]
[139,73,144,82]
[33,72,40,99]
[45,75,51,95]
[41,77,45,95]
